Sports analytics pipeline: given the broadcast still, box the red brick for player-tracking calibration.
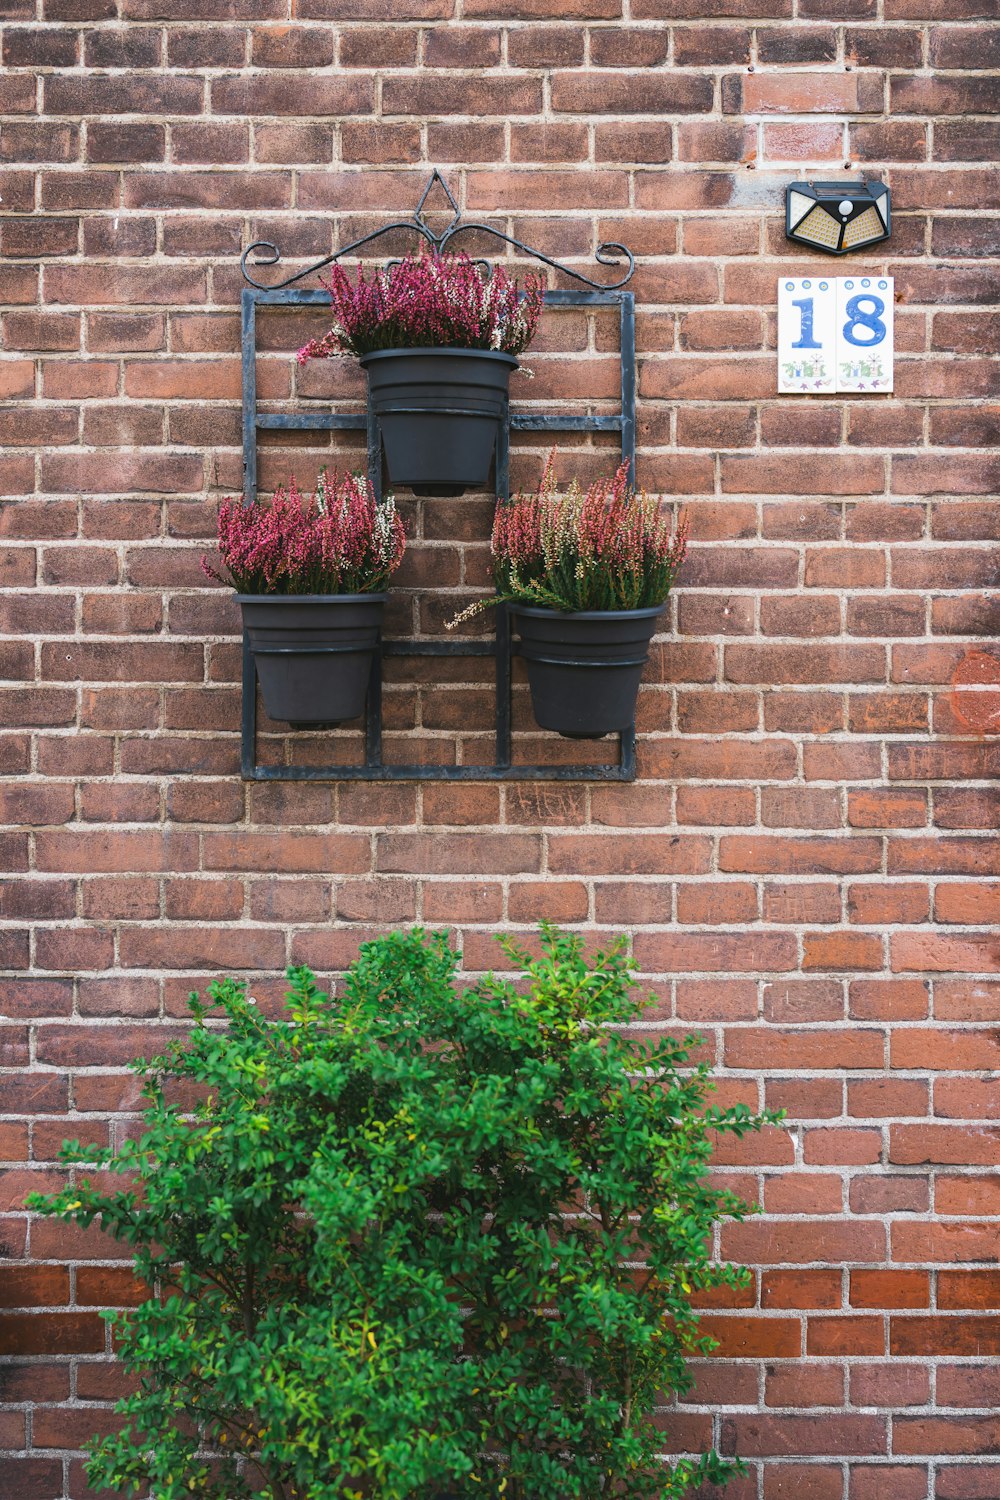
[202,832,368,875]
[851,1271,929,1310]
[851,978,929,1026]
[851,1176,928,1216]
[3,27,79,66]
[892,1221,1000,1264]
[45,73,203,117]
[725,644,885,686]
[0,1264,70,1308]
[764,1172,843,1216]
[891,1027,1000,1072]
[35,829,197,874]
[890,1126,1000,1167]
[802,931,883,972]
[77,977,160,1018]
[0,779,78,829]
[35,926,114,972]
[760,1271,839,1312]
[764,1464,843,1499]
[936,883,1000,926]
[636,929,799,974]
[936,1076,1000,1119]
[76,1264,148,1307]
[758,1081,835,1128]
[510,880,588,923]
[850,1467,927,1500]
[423,880,504,924]
[676,880,759,925]
[892,75,1000,115]
[766,1366,844,1414]
[83,27,159,66]
[41,451,203,495]
[936,1454,1000,1492]
[342,122,422,165]
[761,981,840,1025]
[701,1314,801,1358]
[848,1077,928,1117]
[848,790,927,830]
[726,1027,884,1071]
[0,1312,104,1355]
[117,927,286,972]
[673,978,756,1022]
[761,24,837,60]
[937,1275,1000,1312]
[245,878,328,924]
[545,834,710,876]
[894,1415,1000,1453]
[465,0,619,13]
[935,981,1000,1025]
[0,1459,65,1500]
[739,72,882,114]
[677,784,755,824]
[720,1413,887,1458]
[891,931,998,974]
[804,1127,881,1165]
[719,836,882,877]
[807,1314,884,1357]
[384,78,542,119]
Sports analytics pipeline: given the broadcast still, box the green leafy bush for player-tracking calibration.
[29,926,773,1500]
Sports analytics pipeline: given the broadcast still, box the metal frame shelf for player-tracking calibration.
[238,172,637,784]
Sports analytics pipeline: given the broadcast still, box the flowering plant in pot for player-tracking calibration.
[204,471,405,729]
[28,923,771,1500]
[450,455,688,739]
[297,249,544,498]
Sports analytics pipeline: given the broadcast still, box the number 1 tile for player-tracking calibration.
[777,277,837,395]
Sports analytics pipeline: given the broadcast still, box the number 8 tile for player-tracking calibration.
[835,277,894,393]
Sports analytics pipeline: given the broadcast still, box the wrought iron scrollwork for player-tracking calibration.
[240,168,635,292]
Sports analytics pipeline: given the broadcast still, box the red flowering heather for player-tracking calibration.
[449,455,688,623]
[296,250,544,363]
[203,472,405,596]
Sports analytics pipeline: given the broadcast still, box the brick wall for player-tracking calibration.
[1,1,999,1496]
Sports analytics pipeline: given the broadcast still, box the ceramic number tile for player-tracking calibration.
[777,276,837,394]
[835,275,894,393]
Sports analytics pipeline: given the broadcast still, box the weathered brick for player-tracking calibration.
[44,74,204,117]
[736,72,883,114]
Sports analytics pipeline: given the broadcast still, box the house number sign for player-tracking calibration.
[777,276,893,394]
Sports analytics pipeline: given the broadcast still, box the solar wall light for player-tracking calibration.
[785,179,891,255]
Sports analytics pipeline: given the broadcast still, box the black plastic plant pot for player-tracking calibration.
[238,594,386,729]
[360,347,518,497]
[510,603,663,740]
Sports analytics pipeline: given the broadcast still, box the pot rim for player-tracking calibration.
[235,592,388,605]
[508,602,666,622]
[359,347,519,369]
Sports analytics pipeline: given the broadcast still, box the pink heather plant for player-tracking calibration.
[449,454,688,625]
[296,250,544,363]
[203,471,405,596]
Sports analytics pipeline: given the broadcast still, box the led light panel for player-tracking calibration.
[785,180,891,256]
[841,205,886,249]
[793,205,844,250]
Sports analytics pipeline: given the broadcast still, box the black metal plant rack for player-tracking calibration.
[239,171,638,783]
